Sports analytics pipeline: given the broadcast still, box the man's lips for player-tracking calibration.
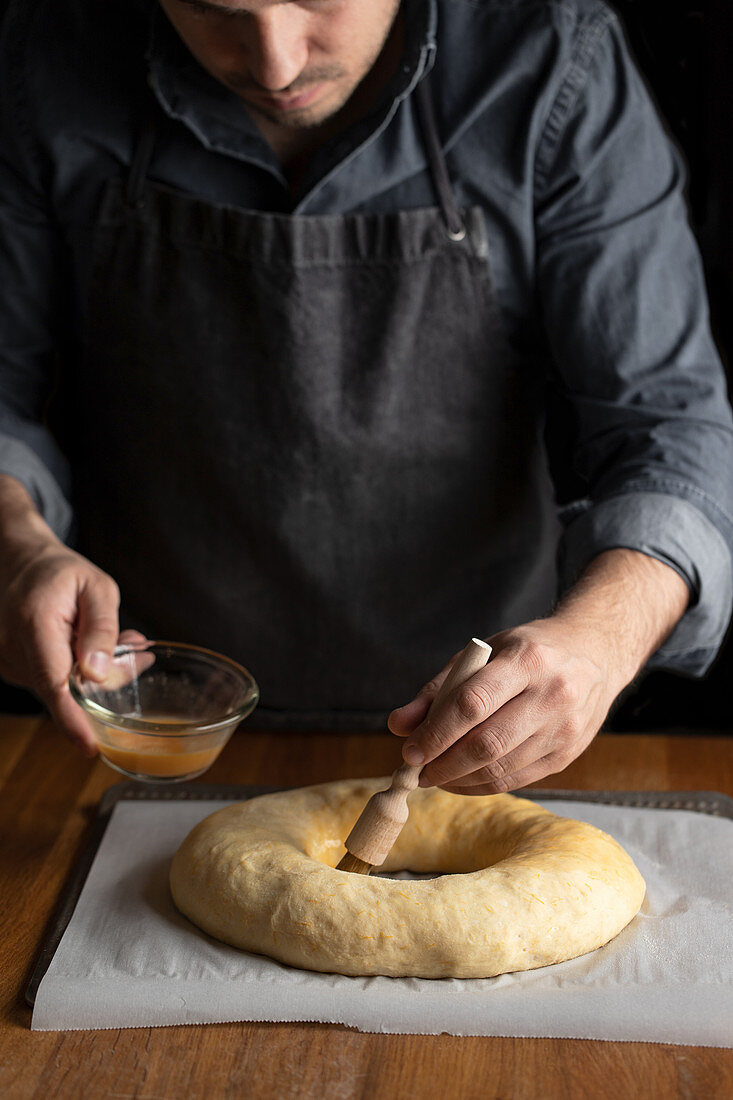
[254,84,324,112]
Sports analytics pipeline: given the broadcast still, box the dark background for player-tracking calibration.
[1,0,732,729]
[604,0,733,731]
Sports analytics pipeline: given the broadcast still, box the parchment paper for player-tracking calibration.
[31,798,733,1045]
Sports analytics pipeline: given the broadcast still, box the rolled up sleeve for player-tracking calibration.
[0,9,72,539]
[559,492,732,674]
[535,5,733,674]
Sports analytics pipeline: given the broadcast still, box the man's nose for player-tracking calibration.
[246,8,309,91]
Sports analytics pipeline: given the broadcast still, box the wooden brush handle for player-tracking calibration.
[343,637,492,866]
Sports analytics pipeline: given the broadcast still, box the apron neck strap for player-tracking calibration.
[126,85,159,208]
[126,74,466,240]
[414,76,466,241]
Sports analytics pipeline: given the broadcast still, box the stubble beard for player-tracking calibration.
[226,0,402,131]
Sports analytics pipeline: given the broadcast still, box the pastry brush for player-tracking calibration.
[336,637,492,874]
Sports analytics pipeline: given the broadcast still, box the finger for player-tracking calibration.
[74,575,120,681]
[48,684,99,757]
[439,750,568,796]
[419,706,542,788]
[387,694,432,737]
[87,631,155,690]
[431,730,547,790]
[21,617,98,755]
[117,631,156,680]
[22,606,76,701]
[387,652,462,736]
[402,651,531,766]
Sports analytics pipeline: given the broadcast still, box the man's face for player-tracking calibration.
[158,0,402,129]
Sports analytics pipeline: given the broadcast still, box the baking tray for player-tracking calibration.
[24,782,733,1007]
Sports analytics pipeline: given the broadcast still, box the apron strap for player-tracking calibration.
[125,74,465,237]
[414,76,466,241]
[126,83,159,208]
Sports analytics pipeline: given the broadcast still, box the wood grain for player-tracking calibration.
[1,716,732,1100]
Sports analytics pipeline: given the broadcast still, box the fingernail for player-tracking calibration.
[403,743,424,766]
[86,651,110,677]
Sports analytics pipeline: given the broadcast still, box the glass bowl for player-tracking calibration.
[69,641,259,782]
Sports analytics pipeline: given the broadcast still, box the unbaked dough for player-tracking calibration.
[170,778,645,978]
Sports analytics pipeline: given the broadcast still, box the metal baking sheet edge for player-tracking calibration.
[24,783,733,1008]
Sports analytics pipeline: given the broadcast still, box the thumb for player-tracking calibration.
[75,573,121,682]
[387,652,461,736]
[387,691,433,736]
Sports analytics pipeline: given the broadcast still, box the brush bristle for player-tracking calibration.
[336,851,373,875]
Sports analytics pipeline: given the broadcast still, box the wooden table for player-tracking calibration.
[1,716,731,1099]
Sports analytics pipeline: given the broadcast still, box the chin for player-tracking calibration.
[253,93,350,131]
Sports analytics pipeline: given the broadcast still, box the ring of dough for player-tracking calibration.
[170,779,645,978]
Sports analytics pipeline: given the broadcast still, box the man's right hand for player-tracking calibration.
[0,475,121,755]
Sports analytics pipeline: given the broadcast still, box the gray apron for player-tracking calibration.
[68,76,560,729]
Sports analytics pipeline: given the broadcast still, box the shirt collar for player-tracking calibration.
[145,0,437,186]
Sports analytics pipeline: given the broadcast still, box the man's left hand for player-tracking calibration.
[388,549,690,793]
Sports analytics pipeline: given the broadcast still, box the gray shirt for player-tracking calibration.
[1,0,732,674]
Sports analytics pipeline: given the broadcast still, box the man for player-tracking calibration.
[0,0,731,794]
